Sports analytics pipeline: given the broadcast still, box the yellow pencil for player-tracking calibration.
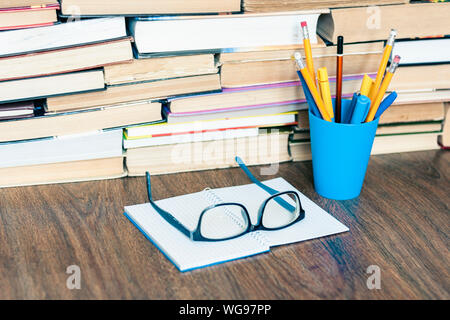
[365,55,401,122]
[360,74,373,97]
[294,52,331,122]
[368,29,397,102]
[301,21,316,83]
[317,67,334,120]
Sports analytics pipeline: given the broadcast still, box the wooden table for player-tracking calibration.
[0,150,448,300]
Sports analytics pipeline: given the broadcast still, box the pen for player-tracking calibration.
[335,36,344,123]
[374,91,398,119]
[317,67,334,121]
[301,21,316,83]
[365,55,401,122]
[360,74,373,98]
[344,92,359,124]
[350,95,371,124]
[368,29,397,102]
[293,52,332,122]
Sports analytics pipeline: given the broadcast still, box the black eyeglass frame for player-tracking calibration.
[146,157,305,242]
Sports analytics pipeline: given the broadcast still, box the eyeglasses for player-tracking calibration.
[146,156,305,242]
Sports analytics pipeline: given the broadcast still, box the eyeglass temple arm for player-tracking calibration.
[235,157,297,212]
[146,172,194,240]
[235,156,280,196]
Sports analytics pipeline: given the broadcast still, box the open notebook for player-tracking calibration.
[124,177,349,272]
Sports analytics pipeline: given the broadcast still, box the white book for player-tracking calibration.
[130,12,322,56]
[124,127,259,149]
[0,70,105,103]
[0,17,127,57]
[124,177,349,272]
[392,38,450,65]
[0,129,123,169]
[125,112,297,138]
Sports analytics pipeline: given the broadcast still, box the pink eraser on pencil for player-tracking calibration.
[393,55,401,64]
[301,21,307,27]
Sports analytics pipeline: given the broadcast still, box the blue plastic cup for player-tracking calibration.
[309,98,379,200]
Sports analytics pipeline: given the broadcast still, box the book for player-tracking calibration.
[0,69,105,104]
[46,74,221,112]
[124,128,260,149]
[165,102,307,123]
[371,132,440,154]
[391,38,450,65]
[295,102,445,130]
[290,132,440,162]
[221,49,382,88]
[124,177,349,271]
[126,132,292,176]
[0,101,34,120]
[375,122,442,135]
[0,129,123,169]
[394,90,450,105]
[438,103,450,148]
[291,121,443,141]
[317,3,450,44]
[0,156,125,188]
[376,102,445,124]
[0,1,57,6]
[125,112,298,139]
[243,0,408,12]
[390,64,450,91]
[0,3,59,31]
[130,11,325,57]
[0,38,133,81]
[104,54,217,85]
[219,41,382,63]
[168,76,367,114]
[0,100,162,142]
[60,0,241,16]
[0,17,126,57]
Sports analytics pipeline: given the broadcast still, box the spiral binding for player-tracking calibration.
[202,187,269,246]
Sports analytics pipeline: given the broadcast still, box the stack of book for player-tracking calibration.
[290,0,450,160]
[0,0,448,187]
[123,11,327,175]
[0,17,136,187]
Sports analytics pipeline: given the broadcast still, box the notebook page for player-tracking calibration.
[124,197,269,272]
[210,178,349,247]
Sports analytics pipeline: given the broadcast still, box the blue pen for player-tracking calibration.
[350,95,371,124]
[297,71,321,118]
[375,91,398,119]
[342,92,359,124]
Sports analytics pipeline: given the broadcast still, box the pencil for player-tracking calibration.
[365,55,401,122]
[293,52,331,122]
[368,29,397,102]
[301,21,315,82]
[335,36,344,123]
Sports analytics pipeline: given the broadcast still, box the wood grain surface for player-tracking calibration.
[0,150,448,300]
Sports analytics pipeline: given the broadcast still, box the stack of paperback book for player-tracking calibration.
[0,0,448,187]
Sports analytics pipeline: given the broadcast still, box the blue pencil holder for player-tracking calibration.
[309,98,379,200]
